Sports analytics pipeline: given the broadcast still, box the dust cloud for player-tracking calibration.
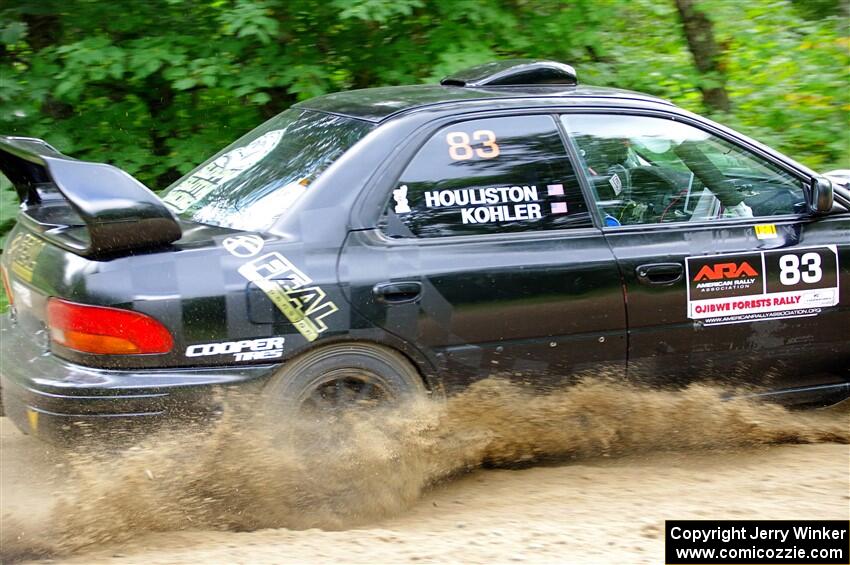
[1,377,848,562]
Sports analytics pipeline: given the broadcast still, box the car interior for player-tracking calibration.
[572,128,808,226]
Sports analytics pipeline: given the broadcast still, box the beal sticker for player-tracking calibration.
[164,130,284,212]
[237,252,339,342]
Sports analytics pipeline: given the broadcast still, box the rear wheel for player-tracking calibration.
[263,343,427,415]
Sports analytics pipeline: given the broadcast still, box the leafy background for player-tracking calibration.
[0,0,848,260]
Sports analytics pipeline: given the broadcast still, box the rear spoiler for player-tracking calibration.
[0,136,181,257]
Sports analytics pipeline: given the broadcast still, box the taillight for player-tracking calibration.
[0,265,13,308]
[46,298,173,355]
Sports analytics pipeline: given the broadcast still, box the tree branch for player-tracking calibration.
[674,0,731,112]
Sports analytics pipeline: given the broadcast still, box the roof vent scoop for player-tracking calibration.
[440,59,577,88]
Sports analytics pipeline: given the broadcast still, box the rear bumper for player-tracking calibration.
[0,313,277,440]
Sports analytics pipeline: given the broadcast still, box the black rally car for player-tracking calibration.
[2,60,849,438]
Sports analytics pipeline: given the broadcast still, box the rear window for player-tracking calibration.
[162,109,372,231]
[381,114,591,238]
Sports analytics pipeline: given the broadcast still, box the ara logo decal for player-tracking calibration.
[222,234,265,258]
[238,252,339,342]
[693,262,758,281]
[687,254,764,299]
[687,254,764,300]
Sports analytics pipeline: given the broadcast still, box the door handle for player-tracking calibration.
[635,263,683,286]
[372,281,422,304]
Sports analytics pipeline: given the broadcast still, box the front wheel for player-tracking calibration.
[263,343,427,415]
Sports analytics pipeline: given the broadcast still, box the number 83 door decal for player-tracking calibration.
[685,245,839,326]
[778,252,822,285]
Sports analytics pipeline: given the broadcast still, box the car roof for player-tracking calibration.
[295,84,674,123]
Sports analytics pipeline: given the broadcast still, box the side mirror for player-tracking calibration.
[810,176,833,214]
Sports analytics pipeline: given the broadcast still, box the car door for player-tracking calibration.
[339,113,627,393]
[561,112,849,393]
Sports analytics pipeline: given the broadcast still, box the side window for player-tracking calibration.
[560,114,807,226]
[382,115,592,238]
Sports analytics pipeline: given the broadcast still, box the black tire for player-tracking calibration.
[263,342,427,415]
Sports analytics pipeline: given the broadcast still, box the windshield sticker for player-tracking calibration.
[686,245,839,326]
[393,185,411,214]
[609,173,623,196]
[237,252,339,342]
[423,185,543,225]
[551,202,568,214]
[186,337,285,362]
[754,224,778,240]
[164,129,284,212]
[222,234,265,258]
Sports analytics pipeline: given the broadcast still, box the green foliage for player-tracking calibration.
[705,2,850,170]
[0,0,847,216]
[0,0,846,313]
[0,174,12,310]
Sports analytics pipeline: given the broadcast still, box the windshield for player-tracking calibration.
[162,109,373,231]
